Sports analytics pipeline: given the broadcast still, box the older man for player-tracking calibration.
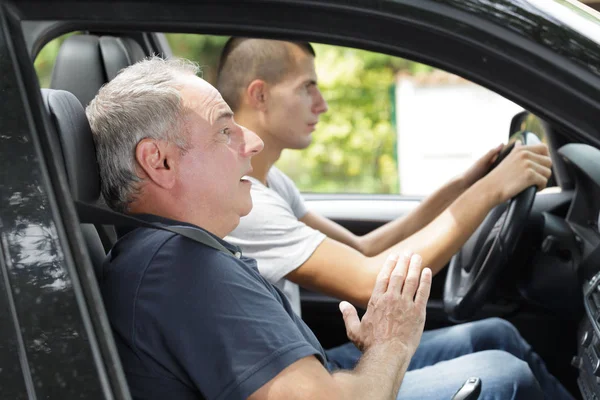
[86,57,543,399]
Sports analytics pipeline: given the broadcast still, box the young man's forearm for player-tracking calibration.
[332,341,411,400]
[368,178,499,276]
[290,179,500,309]
[359,175,469,257]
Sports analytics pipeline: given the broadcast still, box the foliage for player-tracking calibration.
[165,34,228,85]
[34,33,432,194]
[278,44,431,194]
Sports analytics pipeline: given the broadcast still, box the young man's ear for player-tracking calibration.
[247,79,268,111]
[135,139,177,189]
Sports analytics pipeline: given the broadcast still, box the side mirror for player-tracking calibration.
[509,110,530,138]
[508,111,548,145]
[508,110,556,187]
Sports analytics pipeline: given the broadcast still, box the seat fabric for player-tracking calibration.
[50,34,146,107]
[41,88,106,278]
[49,33,147,251]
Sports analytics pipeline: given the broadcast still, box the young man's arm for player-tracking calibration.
[300,145,503,257]
[249,254,431,400]
[289,143,552,308]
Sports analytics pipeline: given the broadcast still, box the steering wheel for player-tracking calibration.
[443,132,541,321]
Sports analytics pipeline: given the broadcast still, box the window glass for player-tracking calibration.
[393,69,523,196]
[276,45,524,196]
[170,36,526,196]
[36,33,530,196]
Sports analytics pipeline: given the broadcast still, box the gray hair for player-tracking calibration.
[86,56,200,212]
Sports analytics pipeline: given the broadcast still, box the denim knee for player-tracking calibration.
[479,350,543,399]
[476,317,519,338]
[470,318,525,353]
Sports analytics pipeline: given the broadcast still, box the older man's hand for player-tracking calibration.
[339,253,431,357]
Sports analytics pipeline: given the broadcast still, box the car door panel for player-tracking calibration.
[0,9,131,398]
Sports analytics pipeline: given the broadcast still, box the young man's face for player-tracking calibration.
[264,45,329,150]
[177,75,264,229]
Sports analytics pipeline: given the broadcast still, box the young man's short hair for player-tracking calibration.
[216,38,315,112]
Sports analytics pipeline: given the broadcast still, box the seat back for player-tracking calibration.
[41,88,106,279]
[50,33,147,251]
[50,34,147,107]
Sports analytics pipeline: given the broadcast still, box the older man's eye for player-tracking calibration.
[220,128,232,143]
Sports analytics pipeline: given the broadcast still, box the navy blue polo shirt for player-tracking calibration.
[99,215,326,400]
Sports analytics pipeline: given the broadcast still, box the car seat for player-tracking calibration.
[49,33,147,251]
[50,34,146,107]
[40,88,107,280]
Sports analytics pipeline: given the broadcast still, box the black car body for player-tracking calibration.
[1,0,600,398]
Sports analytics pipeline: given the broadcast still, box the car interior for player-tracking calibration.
[16,13,600,396]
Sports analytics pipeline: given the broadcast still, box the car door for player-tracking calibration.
[0,4,130,399]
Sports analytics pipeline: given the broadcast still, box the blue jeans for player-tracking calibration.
[325,318,574,400]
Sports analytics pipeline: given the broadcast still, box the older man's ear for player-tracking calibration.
[135,138,177,190]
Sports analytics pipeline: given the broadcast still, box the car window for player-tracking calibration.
[35,34,547,197]
[165,34,537,196]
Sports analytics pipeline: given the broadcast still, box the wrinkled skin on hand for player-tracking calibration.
[339,253,432,357]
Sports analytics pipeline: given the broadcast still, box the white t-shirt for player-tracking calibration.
[226,167,326,316]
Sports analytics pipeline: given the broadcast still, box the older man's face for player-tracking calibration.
[176,75,263,230]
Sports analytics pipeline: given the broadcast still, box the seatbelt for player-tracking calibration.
[75,200,234,256]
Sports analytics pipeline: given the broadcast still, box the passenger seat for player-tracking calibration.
[49,34,147,252]
[41,88,107,278]
[51,34,146,106]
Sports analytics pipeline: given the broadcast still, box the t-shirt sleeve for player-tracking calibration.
[270,168,308,219]
[226,181,326,284]
[138,237,324,400]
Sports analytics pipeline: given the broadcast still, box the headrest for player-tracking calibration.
[50,34,146,107]
[41,89,101,203]
[99,36,147,79]
[50,35,105,107]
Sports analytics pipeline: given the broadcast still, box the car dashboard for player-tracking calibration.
[556,144,600,399]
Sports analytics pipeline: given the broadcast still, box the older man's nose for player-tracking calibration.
[241,126,264,157]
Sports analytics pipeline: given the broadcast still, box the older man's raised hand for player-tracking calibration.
[340,253,432,358]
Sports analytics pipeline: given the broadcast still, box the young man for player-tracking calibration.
[87,56,545,399]
[218,38,573,398]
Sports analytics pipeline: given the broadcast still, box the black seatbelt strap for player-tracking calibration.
[75,200,234,256]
